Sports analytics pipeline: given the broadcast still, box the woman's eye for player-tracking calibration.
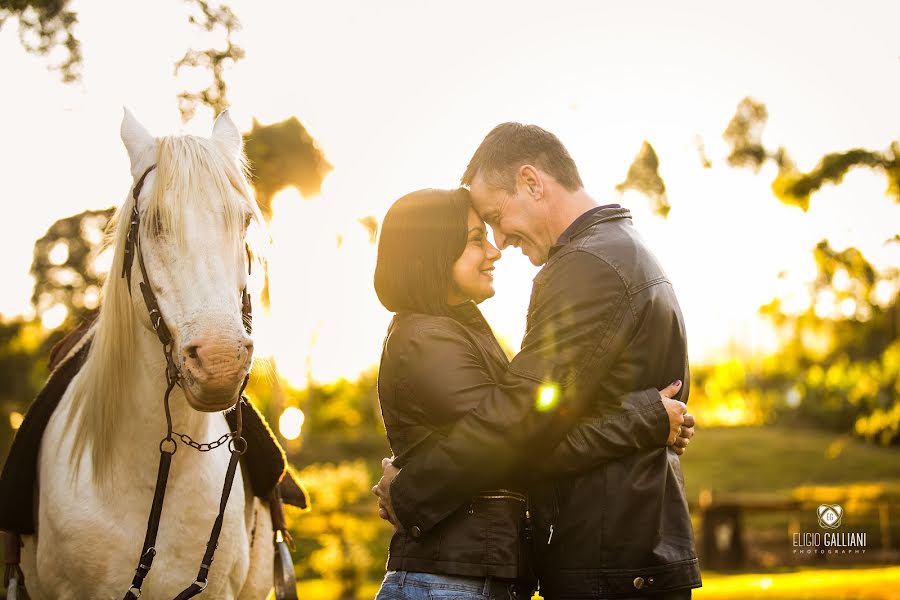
[244,213,252,230]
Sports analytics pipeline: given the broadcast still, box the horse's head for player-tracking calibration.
[120,109,259,412]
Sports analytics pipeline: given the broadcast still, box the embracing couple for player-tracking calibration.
[370,123,702,600]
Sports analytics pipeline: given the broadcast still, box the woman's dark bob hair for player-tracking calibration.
[374,188,471,315]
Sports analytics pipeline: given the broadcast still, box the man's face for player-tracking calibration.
[470,172,552,266]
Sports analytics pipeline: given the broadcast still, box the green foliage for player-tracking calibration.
[615,141,670,217]
[761,241,898,438]
[243,117,333,220]
[290,460,391,598]
[0,317,53,465]
[723,97,775,172]
[357,216,379,244]
[29,207,114,326]
[723,97,900,212]
[257,371,392,596]
[0,0,81,82]
[692,239,899,443]
[175,0,245,122]
[773,143,900,210]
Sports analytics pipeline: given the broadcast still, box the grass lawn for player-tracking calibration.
[697,566,900,599]
[680,425,900,502]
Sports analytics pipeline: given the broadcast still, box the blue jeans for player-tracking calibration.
[375,571,494,600]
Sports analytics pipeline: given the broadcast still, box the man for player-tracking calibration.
[374,123,701,599]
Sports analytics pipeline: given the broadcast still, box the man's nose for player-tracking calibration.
[493,230,510,249]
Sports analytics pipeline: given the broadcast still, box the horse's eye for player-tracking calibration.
[243,213,252,230]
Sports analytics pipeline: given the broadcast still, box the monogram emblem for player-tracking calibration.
[817,504,843,529]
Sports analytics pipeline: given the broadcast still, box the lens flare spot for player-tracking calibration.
[536,384,560,412]
[9,411,24,431]
[41,304,68,330]
[279,406,305,440]
[48,242,69,265]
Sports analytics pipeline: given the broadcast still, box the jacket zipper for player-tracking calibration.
[473,490,527,502]
[547,483,560,545]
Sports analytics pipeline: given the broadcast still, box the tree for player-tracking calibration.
[0,0,81,82]
[243,117,334,221]
[0,317,55,465]
[30,207,114,327]
[758,241,899,438]
[175,0,244,122]
[616,141,670,218]
[714,97,900,444]
[722,96,900,212]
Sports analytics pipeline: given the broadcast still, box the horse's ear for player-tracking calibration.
[120,108,156,178]
[212,110,242,156]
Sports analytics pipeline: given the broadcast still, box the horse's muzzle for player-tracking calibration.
[180,337,253,411]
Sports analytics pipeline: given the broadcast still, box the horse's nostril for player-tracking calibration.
[186,345,200,360]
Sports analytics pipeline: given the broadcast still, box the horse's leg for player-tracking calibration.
[237,493,274,600]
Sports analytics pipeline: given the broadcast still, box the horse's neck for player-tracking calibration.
[110,324,222,482]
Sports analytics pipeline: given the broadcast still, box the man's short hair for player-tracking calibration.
[461,123,584,193]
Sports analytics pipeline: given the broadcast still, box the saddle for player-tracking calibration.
[0,314,308,598]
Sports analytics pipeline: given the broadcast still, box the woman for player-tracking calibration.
[372,188,683,600]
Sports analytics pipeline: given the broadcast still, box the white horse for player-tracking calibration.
[21,110,274,599]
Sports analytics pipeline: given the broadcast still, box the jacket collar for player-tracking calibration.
[548,206,632,259]
[448,300,487,327]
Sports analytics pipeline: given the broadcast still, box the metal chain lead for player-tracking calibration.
[173,432,232,452]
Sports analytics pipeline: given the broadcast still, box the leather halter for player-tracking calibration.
[121,164,254,599]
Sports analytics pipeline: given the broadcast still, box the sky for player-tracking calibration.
[1,0,898,385]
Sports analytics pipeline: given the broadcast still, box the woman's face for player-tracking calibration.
[448,207,502,305]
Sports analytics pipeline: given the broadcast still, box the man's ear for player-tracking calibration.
[519,165,543,198]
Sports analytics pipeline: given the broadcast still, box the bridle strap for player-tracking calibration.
[173,436,245,599]
[123,379,178,600]
[122,165,156,294]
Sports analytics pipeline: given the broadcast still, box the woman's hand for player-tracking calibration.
[659,380,696,455]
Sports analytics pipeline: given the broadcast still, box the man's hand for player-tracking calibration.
[372,457,402,529]
[658,380,695,455]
